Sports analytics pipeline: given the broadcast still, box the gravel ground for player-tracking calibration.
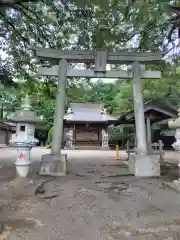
[0,148,180,239]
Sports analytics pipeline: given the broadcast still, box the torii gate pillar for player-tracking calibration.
[40,59,68,176]
[128,62,160,177]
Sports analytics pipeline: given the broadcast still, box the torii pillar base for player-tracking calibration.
[128,153,160,177]
[39,153,67,177]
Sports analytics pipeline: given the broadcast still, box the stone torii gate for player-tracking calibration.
[34,48,163,177]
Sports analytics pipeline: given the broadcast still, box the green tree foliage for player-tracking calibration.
[0,0,179,77]
[1,65,180,144]
[1,0,180,145]
[168,4,180,40]
[47,126,53,146]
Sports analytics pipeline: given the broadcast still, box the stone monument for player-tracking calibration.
[64,128,74,149]
[101,129,109,149]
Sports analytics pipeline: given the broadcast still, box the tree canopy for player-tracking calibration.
[0,0,180,143]
[0,0,179,74]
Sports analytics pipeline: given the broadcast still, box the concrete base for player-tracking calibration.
[39,153,67,176]
[128,153,160,177]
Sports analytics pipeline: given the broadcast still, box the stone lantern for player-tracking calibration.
[8,95,42,178]
[168,108,180,183]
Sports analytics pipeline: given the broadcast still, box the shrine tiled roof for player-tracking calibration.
[64,103,117,123]
[115,100,178,125]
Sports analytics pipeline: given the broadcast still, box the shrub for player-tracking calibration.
[47,127,53,145]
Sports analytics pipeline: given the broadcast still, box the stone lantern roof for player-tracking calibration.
[8,95,42,124]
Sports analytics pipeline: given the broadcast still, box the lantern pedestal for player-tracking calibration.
[14,146,31,177]
[39,153,67,176]
[15,161,30,178]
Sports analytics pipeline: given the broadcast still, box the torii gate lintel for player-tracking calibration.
[34,47,164,64]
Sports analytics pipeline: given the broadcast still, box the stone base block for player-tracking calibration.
[100,146,110,150]
[63,146,74,150]
[128,153,160,177]
[39,153,67,176]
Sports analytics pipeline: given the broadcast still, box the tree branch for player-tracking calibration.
[0,0,37,7]
[18,3,53,47]
[169,4,180,13]
[0,10,30,46]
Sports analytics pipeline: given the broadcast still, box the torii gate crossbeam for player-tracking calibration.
[37,67,161,79]
[35,48,164,177]
[34,48,163,64]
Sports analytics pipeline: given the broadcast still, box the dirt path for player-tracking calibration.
[0,149,180,239]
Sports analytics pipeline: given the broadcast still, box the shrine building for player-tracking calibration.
[63,103,117,149]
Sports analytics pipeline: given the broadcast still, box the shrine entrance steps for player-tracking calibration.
[74,145,107,150]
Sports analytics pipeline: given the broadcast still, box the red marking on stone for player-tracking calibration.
[19,153,25,159]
